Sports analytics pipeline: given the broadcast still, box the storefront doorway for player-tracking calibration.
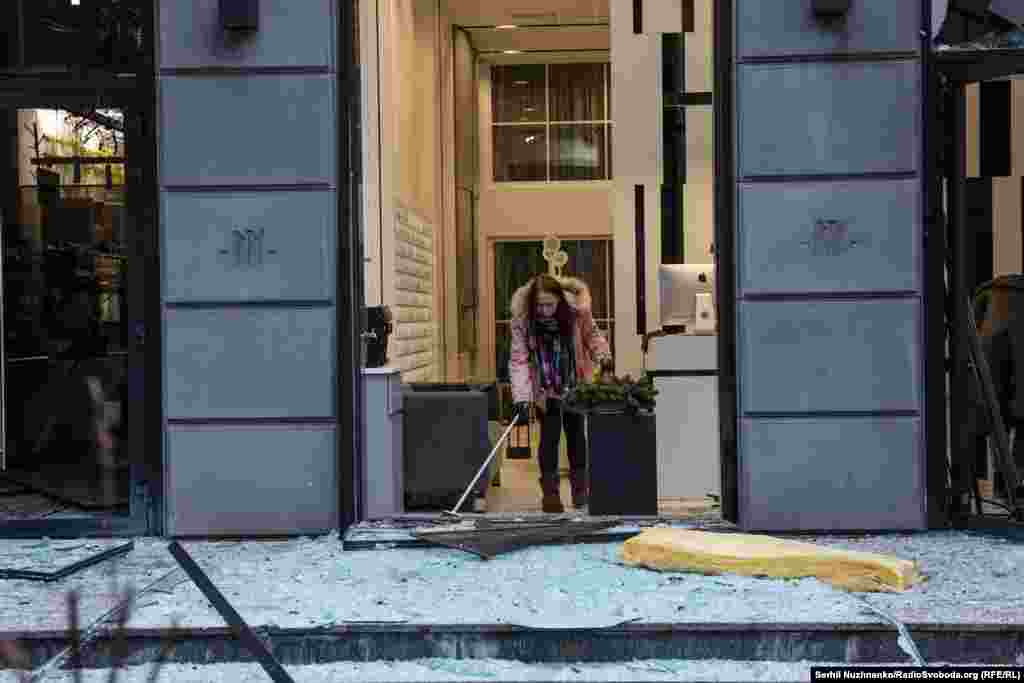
[0,1,157,538]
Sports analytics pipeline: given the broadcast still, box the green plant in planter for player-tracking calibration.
[975,288,992,327]
[565,373,658,415]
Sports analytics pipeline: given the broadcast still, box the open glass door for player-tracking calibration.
[0,105,137,525]
[0,0,156,536]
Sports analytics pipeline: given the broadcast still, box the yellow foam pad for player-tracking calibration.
[621,528,922,593]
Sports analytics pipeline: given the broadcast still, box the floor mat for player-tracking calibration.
[0,491,68,520]
[1,463,128,510]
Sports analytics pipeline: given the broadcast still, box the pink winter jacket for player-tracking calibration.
[508,277,612,405]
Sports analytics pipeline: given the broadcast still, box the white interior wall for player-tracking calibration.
[360,0,382,307]
[684,108,714,265]
[993,176,1023,277]
[685,0,712,94]
[684,0,713,265]
[609,0,682,376]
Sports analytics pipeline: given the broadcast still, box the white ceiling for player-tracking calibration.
[445,0,608,27]
[446,0,609,61]
[466,25,609,53]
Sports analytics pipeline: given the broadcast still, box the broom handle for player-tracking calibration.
[448,417,521,516]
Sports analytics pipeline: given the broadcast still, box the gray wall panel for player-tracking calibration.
[160,76,335,186]
[167,426,336,536]
[738,179,920,295]
[159,0,334,70]
[163,191,334,303]
[738,61,918,177]
[739,300,920,414]
[165,307,334,419]
[740,417,924,530]
[736,0,919,57]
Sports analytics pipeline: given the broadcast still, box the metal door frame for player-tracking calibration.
[0,3,159,538]
[713,0,739,523]
[934,46,1024,525]
[337,0,364,533]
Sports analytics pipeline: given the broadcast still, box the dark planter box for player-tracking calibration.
[586,411,657,516]
[401,384,491,509]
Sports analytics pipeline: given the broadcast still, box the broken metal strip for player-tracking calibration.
[168,541,295,683]
[0,542,133,582]
[850,594,926,667]
[28,567,182,682]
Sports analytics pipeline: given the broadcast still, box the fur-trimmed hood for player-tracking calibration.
[509,276,593,320]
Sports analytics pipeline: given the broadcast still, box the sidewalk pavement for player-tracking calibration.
[0,521,1022,677]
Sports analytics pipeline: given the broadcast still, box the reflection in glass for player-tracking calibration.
[493,126,546,182]
[3,1,146,73]
[549,64,606,122]
[1,108,132,519]
[492,65,546,123]
[550,124,606,181]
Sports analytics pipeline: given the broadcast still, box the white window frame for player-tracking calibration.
[491,63,613,183]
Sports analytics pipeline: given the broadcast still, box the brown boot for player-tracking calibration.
[570,469,588,509]
[539,475,564,514]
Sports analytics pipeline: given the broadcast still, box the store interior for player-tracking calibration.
[0,107,133,522]
[374,0,722,518]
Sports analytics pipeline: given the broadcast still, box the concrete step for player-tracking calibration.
[6,621,1024,669]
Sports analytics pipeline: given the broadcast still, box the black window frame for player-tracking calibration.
[0,0,160,539]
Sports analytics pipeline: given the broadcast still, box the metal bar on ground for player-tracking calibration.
[167,541,295,683]
[0,542,133,582]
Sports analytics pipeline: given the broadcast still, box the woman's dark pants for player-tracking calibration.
[537,398,586,476]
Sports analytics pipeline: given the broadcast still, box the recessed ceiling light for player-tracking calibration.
[496,24,518,30]
[71,0,81,5]
[503,50,522,54]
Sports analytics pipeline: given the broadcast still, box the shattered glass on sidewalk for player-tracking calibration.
[2,529,1023,634]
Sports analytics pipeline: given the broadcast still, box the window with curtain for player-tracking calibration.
[492,63,612,183]
[494,240,615,381]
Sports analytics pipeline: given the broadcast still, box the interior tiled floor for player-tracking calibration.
[481,425,717,517]
[483,454,716,517]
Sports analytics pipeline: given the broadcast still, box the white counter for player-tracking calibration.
[647,334,720,500]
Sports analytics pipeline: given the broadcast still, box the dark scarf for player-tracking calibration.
[531,317,577,396]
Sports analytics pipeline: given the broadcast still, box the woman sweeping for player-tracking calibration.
[508,274,612,513]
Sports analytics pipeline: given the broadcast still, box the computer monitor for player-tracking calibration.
[658,263,715,329]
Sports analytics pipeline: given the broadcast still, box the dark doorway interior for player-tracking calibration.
[0,0,156,535]
[0,106,139,522]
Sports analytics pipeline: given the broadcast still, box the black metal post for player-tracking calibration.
[337,0,364,532]
[948,80,971,519]
[713,0,738,524]
[922,3,951,527]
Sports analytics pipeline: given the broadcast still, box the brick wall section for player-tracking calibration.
[393,204,435,380]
